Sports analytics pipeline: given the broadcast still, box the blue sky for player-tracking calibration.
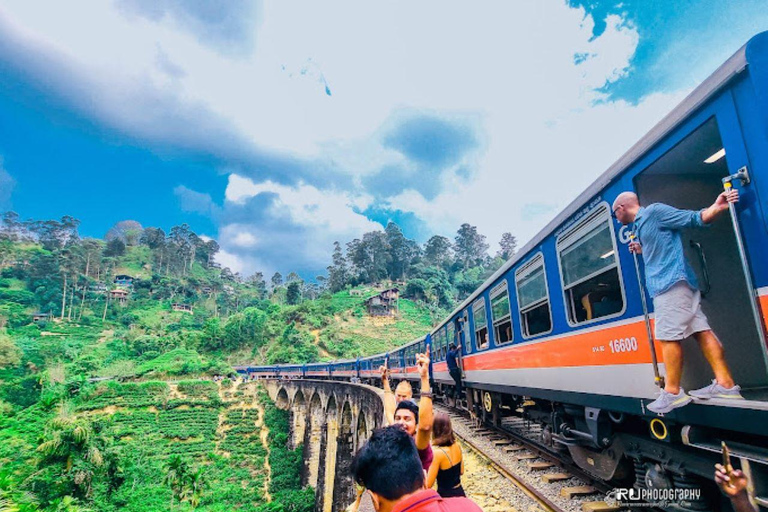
[0,1,766,278]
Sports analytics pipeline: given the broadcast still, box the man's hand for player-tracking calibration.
[716,189,739,211]
[715,463,749,498]
[629,241,642,254]
[379,365,389,380]
[416,348,430,380]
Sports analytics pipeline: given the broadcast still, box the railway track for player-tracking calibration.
[435,403,628,512]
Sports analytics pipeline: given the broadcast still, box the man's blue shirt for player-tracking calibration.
[633,203,707,298]
[446,349,459,371]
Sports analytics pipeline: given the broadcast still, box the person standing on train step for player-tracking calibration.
[612,190,744,414]
[446,343,463,402]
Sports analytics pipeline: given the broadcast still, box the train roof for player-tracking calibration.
[435,31,763,333]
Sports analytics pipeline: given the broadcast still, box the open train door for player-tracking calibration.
[633,114,768,398]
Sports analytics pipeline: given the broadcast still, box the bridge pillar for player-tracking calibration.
[291,391,307,450]
[320,396,339,512]
[304,391,324,489]
[332,400,356,511]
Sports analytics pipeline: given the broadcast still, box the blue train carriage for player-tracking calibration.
[304,362,330,379]
[233,365,279,380]
[359,353,388,385]
[331,359,358,380]
[432,31,768,507]
[279,364,304,380]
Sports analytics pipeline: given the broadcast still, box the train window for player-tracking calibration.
[447,322,455,352]
[490,282,513,344]
[515,254,553,338]
[472,298,489,350]
[557,206,625,325]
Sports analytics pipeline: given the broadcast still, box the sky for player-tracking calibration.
[0,1,766,279]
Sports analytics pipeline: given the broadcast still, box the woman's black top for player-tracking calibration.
[435,446,466,498]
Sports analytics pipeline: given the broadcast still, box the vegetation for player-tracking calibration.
[0,210,517,510]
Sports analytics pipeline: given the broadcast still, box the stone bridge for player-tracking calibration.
[263,379,386,512]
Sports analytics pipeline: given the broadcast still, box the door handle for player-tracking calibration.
[689,240,711,297]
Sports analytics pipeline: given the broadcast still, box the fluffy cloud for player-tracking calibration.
[0,1,708,274]
[216,175,381,276]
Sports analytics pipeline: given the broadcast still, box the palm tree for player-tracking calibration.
[36,411,104,498]
[163,456,206,510]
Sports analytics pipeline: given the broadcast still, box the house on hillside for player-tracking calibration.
[349,289,365,296]
[114,275,134,286]
[171,303,193,314]
[109,288,129,306]
[32,312,51,323]
[364,288,399,317]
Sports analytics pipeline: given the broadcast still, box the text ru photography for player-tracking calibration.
[607,487,704,508]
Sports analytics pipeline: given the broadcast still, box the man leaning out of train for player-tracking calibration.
[612,189,743,414]
[352,425,482,512]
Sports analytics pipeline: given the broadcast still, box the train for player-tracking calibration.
[236,32,768,510]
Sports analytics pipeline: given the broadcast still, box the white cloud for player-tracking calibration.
[0,1,702,269]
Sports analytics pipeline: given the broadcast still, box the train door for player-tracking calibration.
[633,116,768,396]
[458,312,469,377]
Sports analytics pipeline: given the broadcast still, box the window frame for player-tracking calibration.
[490,280,514,345]
[472,297,490,351]
[556,203,627,327]
[514,252,554,340]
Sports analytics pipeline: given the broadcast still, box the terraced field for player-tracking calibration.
[75,379,292,511]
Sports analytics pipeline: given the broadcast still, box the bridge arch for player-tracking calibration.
[305,391,324,489]
[275,387,290,409]
[292,390,307,449]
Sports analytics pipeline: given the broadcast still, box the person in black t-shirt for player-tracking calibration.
[446,343,462,400]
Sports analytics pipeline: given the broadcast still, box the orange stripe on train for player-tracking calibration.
[462,320,663,371]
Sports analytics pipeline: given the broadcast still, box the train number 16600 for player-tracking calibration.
[609,337,638,353]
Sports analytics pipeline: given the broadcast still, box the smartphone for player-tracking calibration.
[721,441,732,472]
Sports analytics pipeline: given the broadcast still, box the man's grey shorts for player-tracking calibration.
[653,281,711,341]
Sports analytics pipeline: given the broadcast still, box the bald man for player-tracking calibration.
[612,190,743,414]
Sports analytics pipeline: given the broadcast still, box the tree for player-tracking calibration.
[105,220,143,246]
[385,222,411,280]
[424,235,453,269]
[286,281,302,305]
[271,272,283,289]
[327,242,348,292]
[104,239,125,257]
[497,232,518,260]
[0,330,21,369]
[163,455,205,510]
[36,413,105,501]
[454,223,489,269]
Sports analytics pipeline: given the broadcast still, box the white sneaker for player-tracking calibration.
[647,389,692,414]
[689,380,744,400]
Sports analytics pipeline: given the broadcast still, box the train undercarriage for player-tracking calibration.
[432,381,768,512]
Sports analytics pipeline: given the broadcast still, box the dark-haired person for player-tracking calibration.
[426,412,465,498]
[351,426,482,512]
[446,342,462,403]
[390,350,434,473]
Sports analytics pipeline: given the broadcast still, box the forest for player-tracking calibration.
[0,211,516,511]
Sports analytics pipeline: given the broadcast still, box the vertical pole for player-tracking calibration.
[723,178,768,371]
[630,233,664,389]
